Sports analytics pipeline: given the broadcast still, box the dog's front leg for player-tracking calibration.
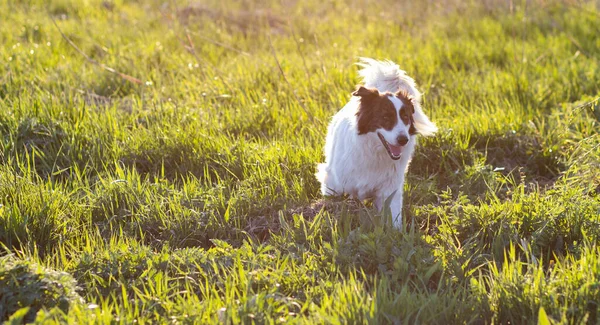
[389,192,402,229]
[375,190,403,229]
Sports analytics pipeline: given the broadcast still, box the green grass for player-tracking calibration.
[1,0,600,323]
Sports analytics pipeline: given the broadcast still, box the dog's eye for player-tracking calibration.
[400,111,409,121]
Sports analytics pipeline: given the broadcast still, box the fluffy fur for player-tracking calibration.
[316,58,437,228]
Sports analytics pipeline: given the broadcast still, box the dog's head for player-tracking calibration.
[353,85,434,160]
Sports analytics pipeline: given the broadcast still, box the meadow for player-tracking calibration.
[1,0,600,323]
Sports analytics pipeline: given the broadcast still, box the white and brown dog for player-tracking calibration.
[316,58,437,228]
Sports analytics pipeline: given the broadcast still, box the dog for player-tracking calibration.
[316,58,437,228]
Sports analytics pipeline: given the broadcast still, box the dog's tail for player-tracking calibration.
[357,57,437,136]
[357,57,420,98]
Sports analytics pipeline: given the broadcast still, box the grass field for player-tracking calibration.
[1,0,600,323]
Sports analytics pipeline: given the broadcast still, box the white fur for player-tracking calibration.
[316,58,437,228]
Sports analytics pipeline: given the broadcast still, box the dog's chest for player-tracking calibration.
[346,158,403,197]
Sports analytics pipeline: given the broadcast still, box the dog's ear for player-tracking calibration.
[396,90,415,114]
[396,90,437,137]
[354,86,379,135]
[409,116,417,135]
[353,86,379,99]
[396,90,419,135]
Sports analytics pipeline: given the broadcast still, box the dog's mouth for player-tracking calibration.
[377,132,403,160]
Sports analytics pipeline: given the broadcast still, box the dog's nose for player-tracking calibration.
[397,135,409,146]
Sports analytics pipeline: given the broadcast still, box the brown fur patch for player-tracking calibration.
[352,86,415,135]
[396,91,418,136]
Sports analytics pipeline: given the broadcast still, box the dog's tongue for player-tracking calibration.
[389,144,402,157]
